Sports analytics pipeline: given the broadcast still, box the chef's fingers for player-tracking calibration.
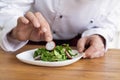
[35,12,53,42]
[25,11,40,28]
[18,16,29,24]
[77,37,87,53]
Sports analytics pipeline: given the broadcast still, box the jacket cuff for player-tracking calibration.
[0,16,28,52]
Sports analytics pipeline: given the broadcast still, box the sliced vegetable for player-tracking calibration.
[45,41,56,50]
[33,44,78,62]
[65,51,72,59]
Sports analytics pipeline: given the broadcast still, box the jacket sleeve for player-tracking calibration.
[81,1,120,50]
[0,0,34,52]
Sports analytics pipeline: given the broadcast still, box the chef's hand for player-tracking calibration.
[9,12,53,42]
[77,35,105,58]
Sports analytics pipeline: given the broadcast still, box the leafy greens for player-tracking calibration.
[33,44,78,62]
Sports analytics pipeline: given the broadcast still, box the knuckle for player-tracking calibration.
[18,17,23,20]
[25,12,35,20]
[17,17,23,22]
[30,17,36,22]
[26,11,32,16]
[35,12,42,16]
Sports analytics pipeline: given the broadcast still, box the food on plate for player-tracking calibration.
[45,41,56,50]
[33,44,78,62]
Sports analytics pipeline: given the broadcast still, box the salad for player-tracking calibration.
[33,44,78,62]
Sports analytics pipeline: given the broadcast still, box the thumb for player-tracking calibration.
[77,37,87,53]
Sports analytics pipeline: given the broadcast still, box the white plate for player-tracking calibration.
[16,49,84,67]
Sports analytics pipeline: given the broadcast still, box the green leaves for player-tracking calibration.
[33,44,77,62]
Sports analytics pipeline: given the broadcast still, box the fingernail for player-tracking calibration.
[83,53,86,58]
[46,36,52,42]
[79,48,83,52]
[43,28,47,32]
[35,23,40,28]
[83,55,86,58]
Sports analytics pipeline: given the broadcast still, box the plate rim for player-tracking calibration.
[16,48,84,67]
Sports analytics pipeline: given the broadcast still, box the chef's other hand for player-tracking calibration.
[77,35,105,58]
[9,12,53,42]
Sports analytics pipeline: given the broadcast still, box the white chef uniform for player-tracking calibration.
[0,0,119,51]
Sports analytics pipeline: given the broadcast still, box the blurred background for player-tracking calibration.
[109,26,120,49]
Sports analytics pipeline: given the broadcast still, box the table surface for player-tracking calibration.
[0,44,120,80]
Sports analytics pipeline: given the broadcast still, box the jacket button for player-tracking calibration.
[90,20,93,23]
[53,31,56,34]
[59,15,63,18]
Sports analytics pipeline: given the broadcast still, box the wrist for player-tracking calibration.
[7,28,17,40]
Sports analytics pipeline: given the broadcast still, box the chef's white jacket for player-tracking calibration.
[0,0,120,51]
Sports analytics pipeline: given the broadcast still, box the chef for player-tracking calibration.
[0,0,119,58]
